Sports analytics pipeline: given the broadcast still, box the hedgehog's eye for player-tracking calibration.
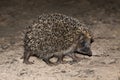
[90,38,94,43]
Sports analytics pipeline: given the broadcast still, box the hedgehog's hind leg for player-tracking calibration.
[56,55,66,64]
[67,53,80,64]
[42,55,56,66]
[23,51,33,64]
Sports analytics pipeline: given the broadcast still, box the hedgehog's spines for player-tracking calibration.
[23,13,93,65]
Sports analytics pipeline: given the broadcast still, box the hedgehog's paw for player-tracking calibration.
[59,61,68,64]
[49,63,58,66]
[23,60,34,64]
[68,59,79,65]
[43,58,57,66]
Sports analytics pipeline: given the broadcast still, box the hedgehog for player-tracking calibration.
[23,13,94,65]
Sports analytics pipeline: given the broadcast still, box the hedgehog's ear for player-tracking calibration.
[79,33,84,40]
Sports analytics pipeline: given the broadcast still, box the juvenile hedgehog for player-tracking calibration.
[23,13,94,65]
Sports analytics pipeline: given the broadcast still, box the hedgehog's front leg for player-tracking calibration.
[56,55,65,64]
[72,53,80,62]
[67,53,80,64]
[23,51,33,64]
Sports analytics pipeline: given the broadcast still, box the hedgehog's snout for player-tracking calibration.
[75,48,92,57]
[80,47,92,57]
[76,42,92,57]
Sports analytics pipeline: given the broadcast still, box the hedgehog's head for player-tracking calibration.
[75,28,94,57]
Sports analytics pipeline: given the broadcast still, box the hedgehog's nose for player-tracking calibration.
[87,49,92,57]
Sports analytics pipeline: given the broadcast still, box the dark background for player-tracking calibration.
[0,0,120,37]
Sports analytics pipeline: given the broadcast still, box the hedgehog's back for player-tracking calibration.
[25,13,84,54]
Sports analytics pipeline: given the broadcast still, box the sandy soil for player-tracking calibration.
[0,0,120,80]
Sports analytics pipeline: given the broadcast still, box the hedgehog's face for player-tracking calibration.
[75,33,94,57]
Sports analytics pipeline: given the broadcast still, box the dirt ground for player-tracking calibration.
[0,0,120,80]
